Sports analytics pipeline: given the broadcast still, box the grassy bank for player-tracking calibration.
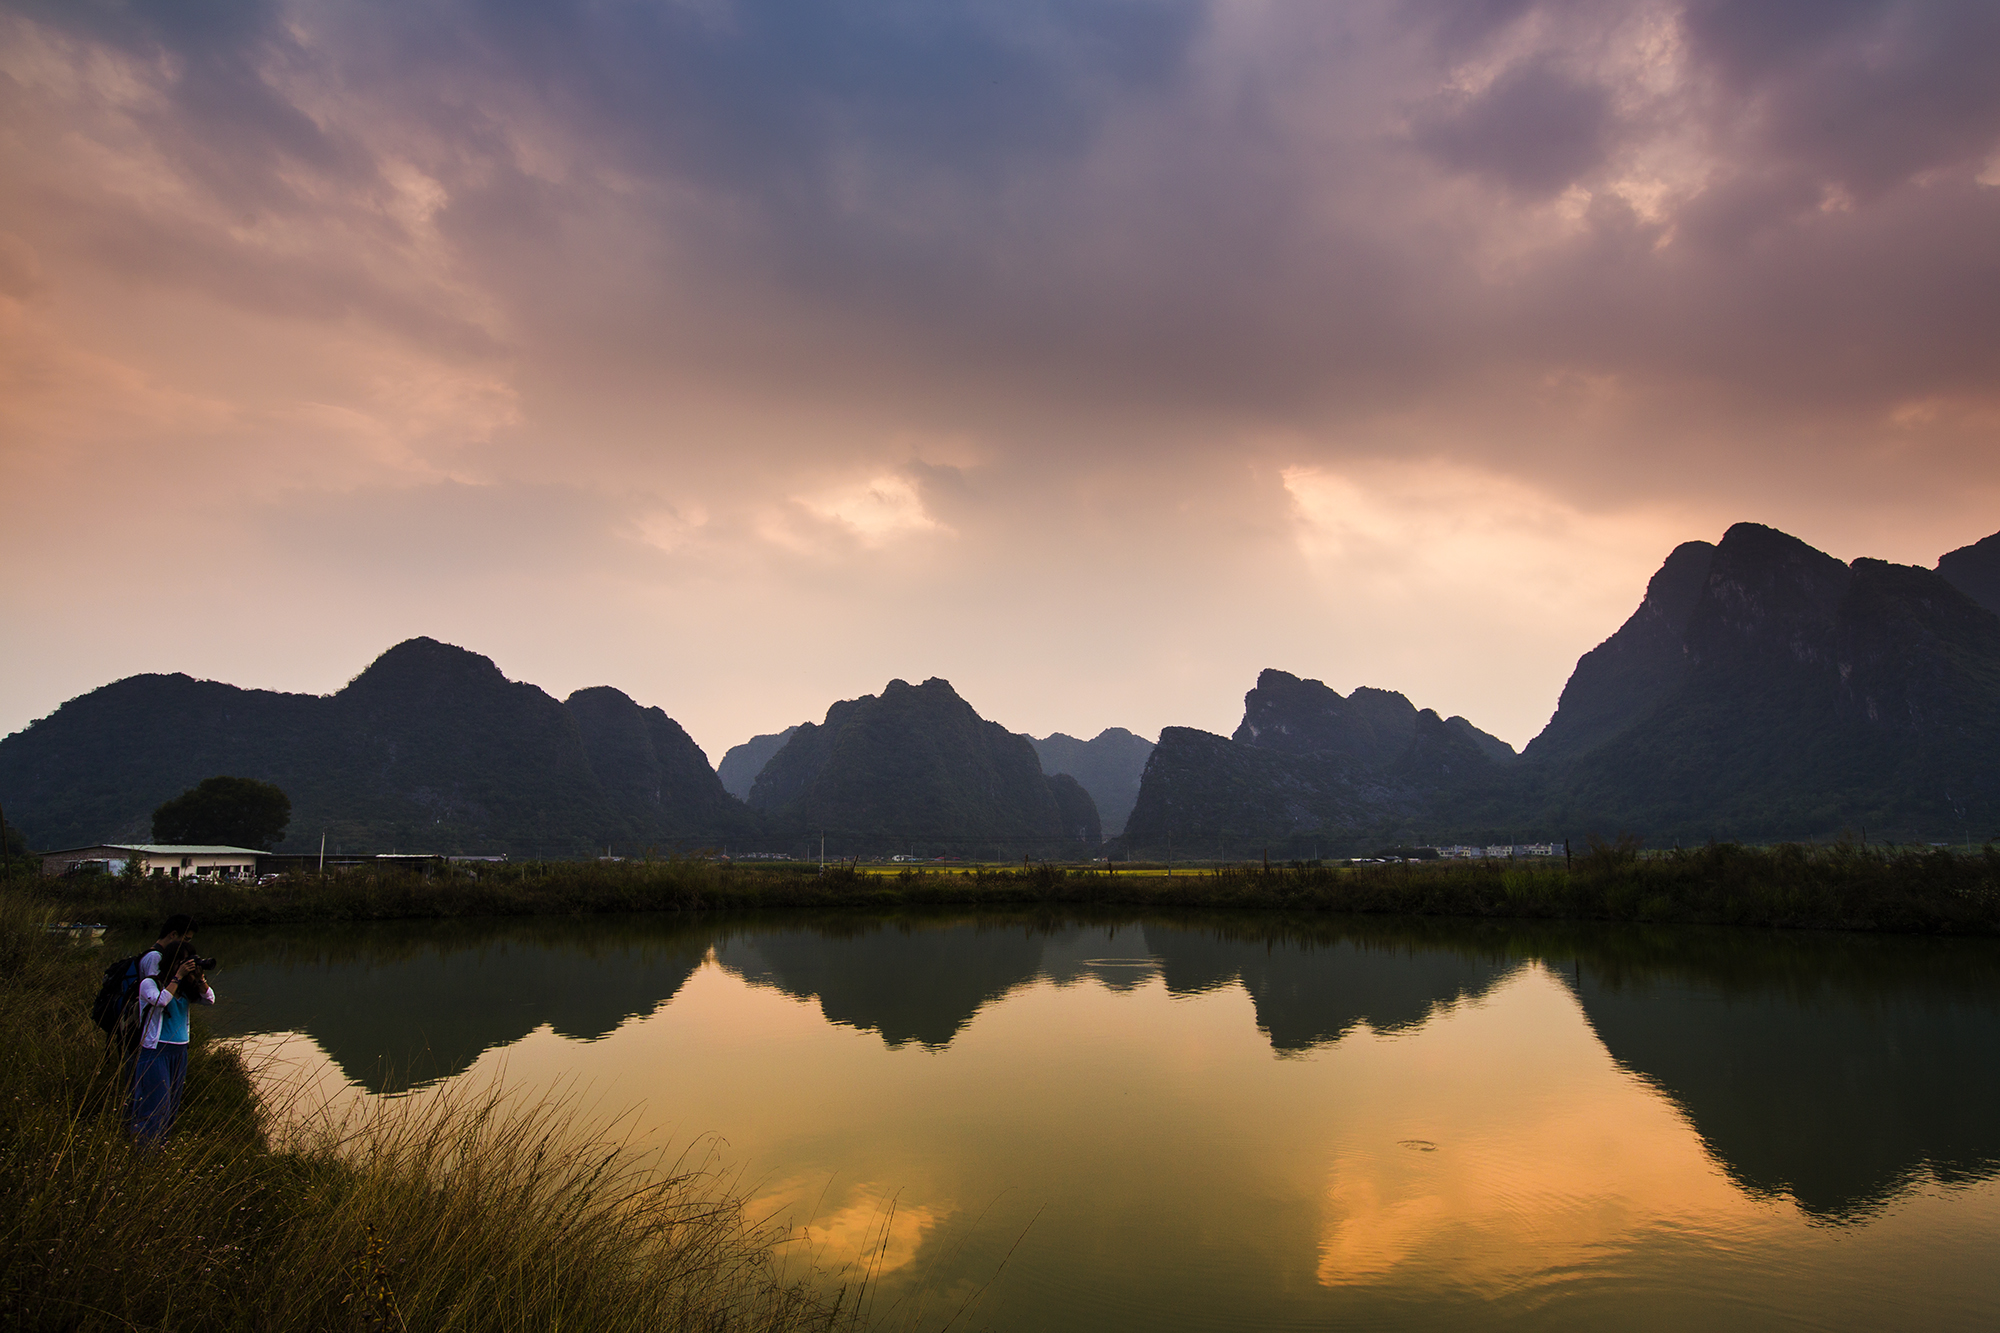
[28,840,2000,934]
[0,889,859,1332]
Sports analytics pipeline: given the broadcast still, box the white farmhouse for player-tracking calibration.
[40,844,265,880]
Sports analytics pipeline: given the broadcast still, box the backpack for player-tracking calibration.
[91,954,145,1039]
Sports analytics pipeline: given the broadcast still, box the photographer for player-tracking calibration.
[126,940,215,1145]
[122,915,196,1066]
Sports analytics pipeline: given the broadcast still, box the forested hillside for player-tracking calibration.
[748,678,1101,857]
[0,639,754,856]
[1121,523,2000,855]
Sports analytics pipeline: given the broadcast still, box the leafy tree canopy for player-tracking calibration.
[152,775,291,850]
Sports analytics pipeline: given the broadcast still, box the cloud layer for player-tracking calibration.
[2,0,1996,756]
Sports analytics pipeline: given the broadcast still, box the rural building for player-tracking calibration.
[40,844,265,880]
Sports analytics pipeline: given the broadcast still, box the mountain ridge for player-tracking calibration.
[9,521,1997,856]
[748,678,1101,856]
[1116,522,2000,855]
[0,638,750,855]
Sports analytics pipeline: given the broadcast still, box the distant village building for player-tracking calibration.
[1437,844,1563,860]
[40,844,264,880]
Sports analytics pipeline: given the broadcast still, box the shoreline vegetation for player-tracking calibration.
[0,891,869,1332]
[24,839,2000,935]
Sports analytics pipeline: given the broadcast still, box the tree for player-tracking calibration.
[0,804,28,877]
[152,776,292,850]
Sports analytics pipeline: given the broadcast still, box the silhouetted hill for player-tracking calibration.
[566,686,761,848]
[1029,728,1153,835]
[1537,523,2000,841]
[747,678,1101,855]
[1939,532,2000,616]
[0,673,321,852]
[717,726,799,799]
[1123,523,2000,850]
[320,638,607,849]
[1523,540,1715,763]
[0,638,755,855]
[1121,673,1517,856]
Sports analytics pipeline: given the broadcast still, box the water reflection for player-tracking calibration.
[1141,921,1517,1051]
[1562,930,2000,1221]
[204,911,2000,1232]
[714,919,1048,1049]
[209,917,713,1090]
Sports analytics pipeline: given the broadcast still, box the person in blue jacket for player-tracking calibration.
[127,940,214,1144]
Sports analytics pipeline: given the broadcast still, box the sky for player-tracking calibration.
[3,0,1997,761]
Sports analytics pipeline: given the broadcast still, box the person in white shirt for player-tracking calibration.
[127,940,214,1144]
[124,914,196,1066]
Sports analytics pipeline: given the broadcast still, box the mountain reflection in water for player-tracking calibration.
[208,917,714,1089]
[205,913,2000,1226]
[1565,931,2000,1221]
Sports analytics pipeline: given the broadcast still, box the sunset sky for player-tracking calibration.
[4,0,1996,760]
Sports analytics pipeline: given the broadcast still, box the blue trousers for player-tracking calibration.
[128,1043,189,1144]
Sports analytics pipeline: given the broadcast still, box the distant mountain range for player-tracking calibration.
[726,723,1152,838]
[0,638,754,857]
[1027,729,1153,836]
[718,727,797,800]
[5,520,1995,855]
[1122,672,1519,858]
[1124,522,2000,854]
[0,646,1108,857]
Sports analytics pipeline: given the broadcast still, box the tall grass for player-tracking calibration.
[0,890,858,1332]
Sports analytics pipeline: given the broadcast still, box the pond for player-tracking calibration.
[200,911,2000,1331]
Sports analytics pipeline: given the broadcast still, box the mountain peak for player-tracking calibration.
[1642,540,1716,632]
[1709,524,1850,615]
[1938,531,2000,616]
[749,678,1096,851]
[1233,670,1417,768]
[346,637,508,696]
[1029,727,1156,837]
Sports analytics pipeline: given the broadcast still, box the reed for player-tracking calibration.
[0,889,859,1332]
[29,839,2000,934]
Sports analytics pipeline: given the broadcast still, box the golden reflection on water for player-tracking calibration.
[214,921,2000,1331]
[1310,966,1751,1293]
[753,1179,950,1278]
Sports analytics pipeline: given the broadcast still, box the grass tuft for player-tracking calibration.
[0,888,860,1332]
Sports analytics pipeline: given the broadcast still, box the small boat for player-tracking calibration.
[44,922,108,942]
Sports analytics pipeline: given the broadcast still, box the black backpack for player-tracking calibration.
[91,954,145,1038]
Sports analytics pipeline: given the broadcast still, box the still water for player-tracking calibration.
[202,912,2000,1331]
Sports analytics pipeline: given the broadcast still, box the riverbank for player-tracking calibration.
[0,889,858,1331]
[26,840,2000,934]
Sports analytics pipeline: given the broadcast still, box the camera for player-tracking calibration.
[194,956,218,971]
